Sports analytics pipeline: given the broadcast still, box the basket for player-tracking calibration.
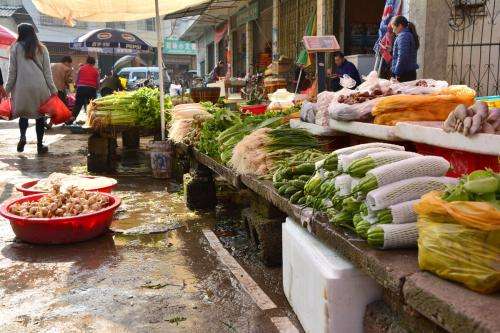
[0,193,121,244]
[190,87,221,103]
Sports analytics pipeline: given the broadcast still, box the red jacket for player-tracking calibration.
[76,64,99,89]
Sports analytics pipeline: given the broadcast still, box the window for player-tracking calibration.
[132,72,147,80]
[40,13,87,28]
[106,21,126,30]
[145,18,155,31]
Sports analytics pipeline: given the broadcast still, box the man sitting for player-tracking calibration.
[330,52,361,91]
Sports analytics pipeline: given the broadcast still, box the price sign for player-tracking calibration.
[302,36,340,53]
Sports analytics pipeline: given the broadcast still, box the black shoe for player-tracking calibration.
[17,138,26,152]
[37,145,49,155]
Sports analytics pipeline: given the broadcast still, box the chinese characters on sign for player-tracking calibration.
[163,38,197,55]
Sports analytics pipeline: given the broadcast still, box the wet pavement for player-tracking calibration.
[0,122,301,332]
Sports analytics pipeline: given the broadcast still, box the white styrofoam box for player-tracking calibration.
[345,54,376,77]
[283,218,382,333]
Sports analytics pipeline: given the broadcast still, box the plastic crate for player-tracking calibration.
[415,143,500,177]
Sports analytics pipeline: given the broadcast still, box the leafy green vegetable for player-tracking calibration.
[196,105,241,159]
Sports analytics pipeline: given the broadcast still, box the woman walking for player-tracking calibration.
[5,23,58,154]
[390,16,419,82]
[71,56,99,122]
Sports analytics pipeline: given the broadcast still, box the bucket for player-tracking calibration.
[150,140,173,178]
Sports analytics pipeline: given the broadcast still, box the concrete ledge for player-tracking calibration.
[403,272,500,333]
[192,149,242,188]
[177,144,499,333]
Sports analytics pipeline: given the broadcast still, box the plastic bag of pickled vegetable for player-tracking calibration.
[415,191,500,294]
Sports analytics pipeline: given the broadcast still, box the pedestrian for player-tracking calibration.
[330,52,362,91]
[100,69,122,97]
[208,61,225,83]
[5,23,58,154]
[51,56,73,105]
[390,15,419,82]
[71,56,99,123]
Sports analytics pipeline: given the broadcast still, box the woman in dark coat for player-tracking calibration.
[391,16,420,82]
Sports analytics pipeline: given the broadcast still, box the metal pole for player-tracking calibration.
[295,67,303,94]
[155,0,166,141]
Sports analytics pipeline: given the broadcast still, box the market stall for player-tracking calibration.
[163,70,499,332]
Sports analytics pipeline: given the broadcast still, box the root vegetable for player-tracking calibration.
[9,186,110,219]
[481,122,496,134]
[463,117,473,135]
[469,113,485,135]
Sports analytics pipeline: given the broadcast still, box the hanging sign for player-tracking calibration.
[302,36,340,53]
[163,37,197,55]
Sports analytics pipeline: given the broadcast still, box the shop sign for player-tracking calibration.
[234,2,259,27]
[163,37,197,55]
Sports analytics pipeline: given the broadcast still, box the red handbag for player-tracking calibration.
[0,98,12,120]
[39,95,72,125]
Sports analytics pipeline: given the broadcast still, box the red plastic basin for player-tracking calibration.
[16,176,117,196]
[240,104,267,115]
[0,193,121,244]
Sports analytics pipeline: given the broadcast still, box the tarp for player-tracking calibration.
[32,0,208,25]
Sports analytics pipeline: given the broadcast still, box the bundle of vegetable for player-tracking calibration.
[88,92,137,128]
[352,156,450,194]
[88,88,172,130]
[168,104,212,144]
[365,176,458,211]
[218,115,286,164]
[441,169,499,207]
[322,143,405,172]
[355,200,419,238]
[197,106,241,159]
[367,223,418,249]
[339,147,394,171]
[443,102,500,135]
[129,87,172,129]
[347,151,420,178]
[230,128,319,176]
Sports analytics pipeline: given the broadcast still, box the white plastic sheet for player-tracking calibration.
[32,0,208,24]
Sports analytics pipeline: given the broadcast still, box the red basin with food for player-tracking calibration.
[0,193,121,244]
[240,104,267,115]
[16,176,117,196]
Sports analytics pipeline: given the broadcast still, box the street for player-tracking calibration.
[0,122,301,333]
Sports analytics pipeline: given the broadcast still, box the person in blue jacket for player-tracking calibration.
[330,52,362,91]
[391,16,419,82]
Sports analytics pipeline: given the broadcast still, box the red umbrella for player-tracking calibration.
[0,25,17,49]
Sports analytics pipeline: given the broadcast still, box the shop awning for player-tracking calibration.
[32,0,209,25]
[163,2,212,20]
[179,0,243,42]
